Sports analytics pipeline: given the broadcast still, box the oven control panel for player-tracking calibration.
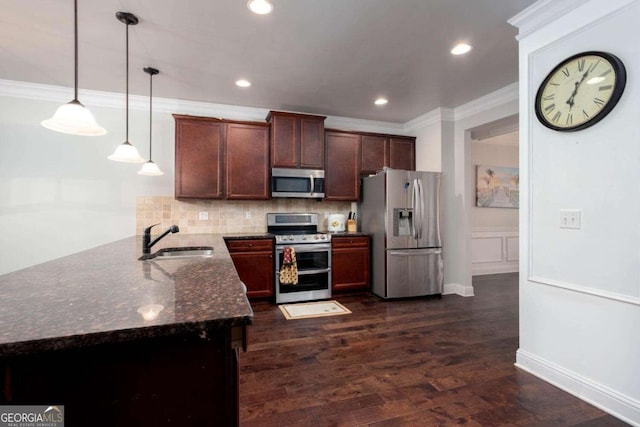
[274,234,330,244]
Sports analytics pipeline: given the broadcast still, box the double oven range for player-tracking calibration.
[267,213,331,304]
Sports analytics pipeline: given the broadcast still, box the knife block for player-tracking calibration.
[347,219,356,232]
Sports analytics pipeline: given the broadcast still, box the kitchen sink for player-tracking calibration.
[138,246,214,261]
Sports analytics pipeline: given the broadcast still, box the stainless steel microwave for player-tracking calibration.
[271,168,325,198]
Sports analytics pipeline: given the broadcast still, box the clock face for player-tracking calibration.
[535,51,626,131]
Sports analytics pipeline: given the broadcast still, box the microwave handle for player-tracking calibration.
[309,174,315,194]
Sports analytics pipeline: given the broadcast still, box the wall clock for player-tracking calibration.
[535,51,626,131]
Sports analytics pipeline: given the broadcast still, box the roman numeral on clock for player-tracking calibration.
[593,97,605,107]
[565,113,573,126]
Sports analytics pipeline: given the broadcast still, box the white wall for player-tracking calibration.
[408,109,444,172]
[0,81,406,276]
[447,96,519,294]
[511,0,640,424]
[471,132,519,229]
[0,96,173,275]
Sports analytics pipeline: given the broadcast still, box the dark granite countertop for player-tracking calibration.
[223,233,274,240]
[0,234,253,357]
[327,232,370,238]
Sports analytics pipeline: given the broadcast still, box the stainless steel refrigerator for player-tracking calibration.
[359,169,443,299]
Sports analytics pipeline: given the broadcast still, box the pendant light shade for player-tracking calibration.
[108,141,144,163]
[138,160,163,176]
[42,0,106,136]
[42,100,106,136]
[138,67,163,176]
[109,11,145,163]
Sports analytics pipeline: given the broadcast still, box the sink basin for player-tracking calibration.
[139,246,214,261]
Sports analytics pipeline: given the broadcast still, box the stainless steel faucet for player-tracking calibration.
[142,224,180,254]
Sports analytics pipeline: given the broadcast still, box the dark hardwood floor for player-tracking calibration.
[239,273,628,426]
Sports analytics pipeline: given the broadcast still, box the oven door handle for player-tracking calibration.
[276,244,331,252]
[286,268,331,276]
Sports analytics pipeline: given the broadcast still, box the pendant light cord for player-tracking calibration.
[73,0,78,101]
[149,71,153,161]
[125,21,129,142]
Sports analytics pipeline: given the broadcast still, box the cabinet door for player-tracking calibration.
[389,137,416,171]
[361,135,388,174]
[299,117,325,169]
[226,123,270,200]
[325,132,360,201]
[227,239,274,299]
[174,117,224,199]
[331,237,370,291]
[230,251,274,298]
[269,114,298,168]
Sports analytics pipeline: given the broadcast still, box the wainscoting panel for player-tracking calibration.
[472,228,519,275]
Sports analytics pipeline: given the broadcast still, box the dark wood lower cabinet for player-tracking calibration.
[226,239,274,298]
[1,327,242,426]
[331,236,370,291]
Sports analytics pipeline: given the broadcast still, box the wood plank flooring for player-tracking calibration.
[239,273,629,426]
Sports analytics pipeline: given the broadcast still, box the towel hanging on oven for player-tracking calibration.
[279,246,298,285]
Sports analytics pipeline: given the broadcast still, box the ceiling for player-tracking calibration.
[0,0,535,123]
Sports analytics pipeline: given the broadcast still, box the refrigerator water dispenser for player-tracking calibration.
[393,208,413,236]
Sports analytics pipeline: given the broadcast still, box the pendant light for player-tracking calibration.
[138,67,163,176]
[108,12,145,163]
[41,0,106,136]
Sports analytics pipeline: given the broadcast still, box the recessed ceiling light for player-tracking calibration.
[451,43,472,55]
[247,0,273,15]
[374,98,388,106]
[236,79,251,88]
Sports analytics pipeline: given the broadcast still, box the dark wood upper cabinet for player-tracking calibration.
[267,111,326,169]
[174,115,224,199]
[389,137,416,171]
[174,115,270,200]
[360,134,388,174]
[361,134,416,174]
[225,122,270,200]
[325,131,360,201]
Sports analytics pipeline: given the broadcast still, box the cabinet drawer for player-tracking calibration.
[226,239,273,252]
[331,236,369,249]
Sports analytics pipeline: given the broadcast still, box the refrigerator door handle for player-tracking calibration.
[411,179,420,240]
[417,178,425,240]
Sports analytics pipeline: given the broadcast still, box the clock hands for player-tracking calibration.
[566,70,589,110]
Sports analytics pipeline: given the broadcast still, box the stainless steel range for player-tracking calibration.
[267,213,331,303]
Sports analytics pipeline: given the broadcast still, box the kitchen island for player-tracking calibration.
[0,234,252,426]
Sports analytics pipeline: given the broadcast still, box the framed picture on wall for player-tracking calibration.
[476,165,519,208]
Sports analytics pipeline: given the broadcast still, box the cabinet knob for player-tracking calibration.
[248,243,253,247]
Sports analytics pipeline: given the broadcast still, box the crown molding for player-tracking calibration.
[2,78,521,131]
[508,0,586,40]
[453,82,519,121]
[404,107,455,132]
[1,79,409,132]
[324,115,406,135]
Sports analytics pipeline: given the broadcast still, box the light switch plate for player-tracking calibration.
[198,211,209,221]
[560,210,581,229]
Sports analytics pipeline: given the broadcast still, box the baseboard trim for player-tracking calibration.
[516,349,640,426]
[472,264,519,275]
[443,282,475,297]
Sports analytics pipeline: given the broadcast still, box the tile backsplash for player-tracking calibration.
[136,196,352,235]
